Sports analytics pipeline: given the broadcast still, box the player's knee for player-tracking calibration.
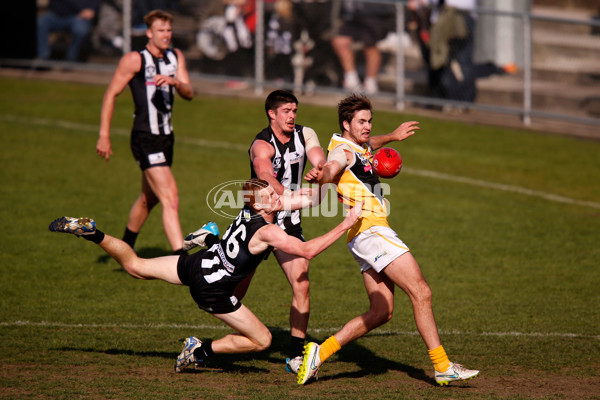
[126,258,156,280]
[122,261,144,279]
[414,280,432,305]
[162,193,180,211]
[254,329,272,352]
[293,278,310,298]
[374,308,394,325]
[366,304,393,327]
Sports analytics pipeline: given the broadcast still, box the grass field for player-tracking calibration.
[1,76,599,399]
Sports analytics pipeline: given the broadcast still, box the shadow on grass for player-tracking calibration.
[303,338,435,386]
[54,327,294,375]
[54,322,436,383]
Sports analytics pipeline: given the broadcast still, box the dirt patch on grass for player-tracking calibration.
[2,361,599,399]
[468,373,599,399]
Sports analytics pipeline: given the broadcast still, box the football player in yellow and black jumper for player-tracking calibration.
[300,94,480,386]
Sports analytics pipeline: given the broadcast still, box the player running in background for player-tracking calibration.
[237,90,326,373]
[96,10,193,255]
[49,179,362,372]
[300,94,479,386]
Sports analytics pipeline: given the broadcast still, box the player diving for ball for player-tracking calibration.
[49,179,362,373]
[300,94,479,386]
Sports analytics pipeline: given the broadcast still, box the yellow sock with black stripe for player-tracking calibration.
[428,345,450,373]
[318,336,341,363]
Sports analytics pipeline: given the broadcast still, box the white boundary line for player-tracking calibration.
[3,114,599,210]
[403,168,600,210]
[1,320,598,340]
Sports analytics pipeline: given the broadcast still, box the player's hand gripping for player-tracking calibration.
[304,160,325,184]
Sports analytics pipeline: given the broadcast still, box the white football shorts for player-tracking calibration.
[348,226,410,273]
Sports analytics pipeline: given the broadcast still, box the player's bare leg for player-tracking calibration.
[275,250,310,339]
[298,268,393,384]
[383,252,479,384]
[126,174,159,234]
[49,218,182,283]
[143,166,185,251]
[175,305,272,372]
[98,234,182,283]
[212,305,272,353]
[331,267,395,346]
[275,250,310,372]
[382,252,441,350]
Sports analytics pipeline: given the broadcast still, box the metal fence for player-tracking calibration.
[4,0,600,128]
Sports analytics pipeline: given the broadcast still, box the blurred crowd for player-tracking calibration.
[35,0,517,101]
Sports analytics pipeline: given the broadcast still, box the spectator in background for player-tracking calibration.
[427,0,517,108]
[406,0,434,91]
[265,0,294,82]
[37,0,101,62]
[331,0,394,94]
[196,0,255,81]
[92,0,124,54]
[290,0,333,92]
[428,0,478,103]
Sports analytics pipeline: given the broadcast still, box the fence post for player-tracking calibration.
[522,8,532,126]
[395,2,405,111]
[254,0,265,96]
[122,0,131,55]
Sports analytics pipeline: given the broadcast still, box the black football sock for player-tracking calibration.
[122,227,138,249]
[193,340,214,361]
[82,230,105,244]
[289,336,305,359]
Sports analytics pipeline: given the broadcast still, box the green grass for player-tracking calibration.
[1,76,599,399]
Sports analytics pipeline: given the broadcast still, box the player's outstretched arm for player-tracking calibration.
[251,203,362,260]
[368,121,420,151]
[280,187,320,211]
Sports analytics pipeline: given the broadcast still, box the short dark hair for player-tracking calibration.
[265,90,298,121]
[144,10,173,29]
[337,94,372,133]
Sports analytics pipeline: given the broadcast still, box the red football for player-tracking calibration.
[373,147,402,178]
